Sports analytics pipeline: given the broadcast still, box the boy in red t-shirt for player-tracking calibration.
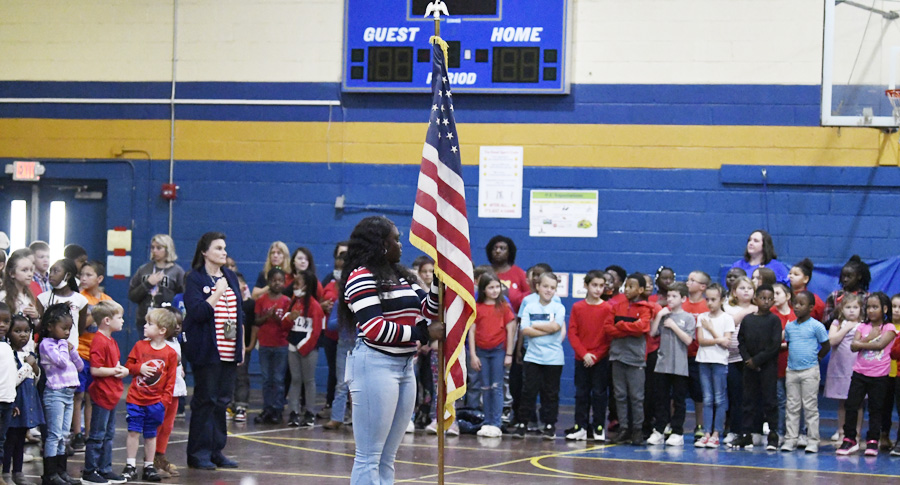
[566,270,611,442]
[683,271,711,438]
[253,268,291,424]
[122,309,178,482]
[83,300,129,484]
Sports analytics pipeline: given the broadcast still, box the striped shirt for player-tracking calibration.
[345,266,439,356]
[214,286,238,362]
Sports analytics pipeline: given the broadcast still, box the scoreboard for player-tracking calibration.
[342,0,573,94]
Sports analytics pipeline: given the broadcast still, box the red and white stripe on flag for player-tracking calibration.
[409,39,476,428]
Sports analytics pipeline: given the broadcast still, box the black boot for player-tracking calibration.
[56,455,80,485]
[42,456,66,485]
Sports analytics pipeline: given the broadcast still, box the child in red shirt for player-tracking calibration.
[281,271,324,427]
[468,273,516,438]
[122,309,178,482]
[83,300,130,484]
[254,268,291,424]
[566,270,612,442]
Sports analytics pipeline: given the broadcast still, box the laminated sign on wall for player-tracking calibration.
[529,190,598,238]
[478,146,523,219]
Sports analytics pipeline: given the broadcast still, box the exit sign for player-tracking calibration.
[9,161,44,181]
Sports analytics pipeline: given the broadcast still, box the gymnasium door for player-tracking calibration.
[0,179,108,263]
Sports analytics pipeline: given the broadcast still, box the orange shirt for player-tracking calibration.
[79,290,113,360]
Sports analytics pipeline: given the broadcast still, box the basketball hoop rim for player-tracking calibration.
[887,89,900,98]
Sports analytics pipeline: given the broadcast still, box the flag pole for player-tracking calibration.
[436,281,445,485]
[424,2,450,483]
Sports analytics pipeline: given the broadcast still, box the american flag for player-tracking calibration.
[409,40,475,427]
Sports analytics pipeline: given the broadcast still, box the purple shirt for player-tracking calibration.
[39,338,83,389]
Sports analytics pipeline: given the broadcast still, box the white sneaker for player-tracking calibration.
[22,453,33,463]
[665,433,684,446]
[762,422,770,435]
[752,433,765,447]
[592,426,606,442]
[647,430,665,445]
[798,434,809,448]
[566,427,588,441]
[723,432,736,445]
[406,421,415,433]
[425,420,438,434]
[830,431,841,442]
[477,425,502,438]
[447,422,459,436]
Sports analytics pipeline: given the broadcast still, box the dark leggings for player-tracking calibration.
[2,427,27,473]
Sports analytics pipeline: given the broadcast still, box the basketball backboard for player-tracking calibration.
[823,0,900,127]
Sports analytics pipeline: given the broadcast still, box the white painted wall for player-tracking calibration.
[0,0,829,84]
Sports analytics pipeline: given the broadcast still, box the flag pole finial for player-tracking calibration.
[424,0,449,36]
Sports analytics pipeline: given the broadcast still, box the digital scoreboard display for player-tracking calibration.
[342,0,572,94]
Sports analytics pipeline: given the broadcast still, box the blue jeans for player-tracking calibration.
[699,363,728,434]
[465,346,482,408]
[259,346,288,413]
[331,339,354,423]
[43,387,75,457]
[476,345,506,427]
[348,340,416,485]
[84,402,116,474]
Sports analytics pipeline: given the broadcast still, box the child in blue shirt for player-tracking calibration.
[512,272,566,440]
[780,291,830,453]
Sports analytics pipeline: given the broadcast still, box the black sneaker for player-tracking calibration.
[732,434,754,449]
[542,424,556,440]
[288,412,300,427]
[630,429,647,446]
[254,410,271,424]
[766,432,779,451]
[100,471,127,484]
[564,425,579,436]
[142,464,161,482]
[71,433,86,451]
[81,470,108,484]
[512,423,526,439]
[121,465,137,481]
[266,412,284,425]
[300,412,315,428]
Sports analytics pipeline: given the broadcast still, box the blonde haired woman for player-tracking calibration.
[251,241,291,299]
[128,234,185,331]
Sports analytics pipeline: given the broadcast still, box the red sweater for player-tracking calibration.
[281,297,324,356]
[603,298,653,339]
[568,300,611,361]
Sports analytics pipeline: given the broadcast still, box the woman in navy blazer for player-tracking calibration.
[183,231,244,470]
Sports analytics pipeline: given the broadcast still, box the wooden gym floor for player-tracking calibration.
[21,398,900,485]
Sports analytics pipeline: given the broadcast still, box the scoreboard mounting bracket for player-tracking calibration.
[342,0,572,94]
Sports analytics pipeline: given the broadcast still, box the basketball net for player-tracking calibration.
[886,89,900,126]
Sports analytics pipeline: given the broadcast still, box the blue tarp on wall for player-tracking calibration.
[720,255,900,306]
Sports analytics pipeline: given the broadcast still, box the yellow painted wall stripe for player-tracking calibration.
[1,118,897,168]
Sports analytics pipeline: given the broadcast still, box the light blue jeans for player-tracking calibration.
[259,346,288,413]
[330,338,354,423]
[476,344,506,427]
[348,340,416,485]
[699,363,728,435]
[43,387,75,457]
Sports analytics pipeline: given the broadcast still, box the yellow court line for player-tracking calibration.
[531,454,687,485]
[563,454,900,478]
[259,435,528,453]
[215,467,349,480]
[397,443,616,483]
[233,434,467,470]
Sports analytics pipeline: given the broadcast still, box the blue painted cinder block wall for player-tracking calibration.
[161,161,900,402]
